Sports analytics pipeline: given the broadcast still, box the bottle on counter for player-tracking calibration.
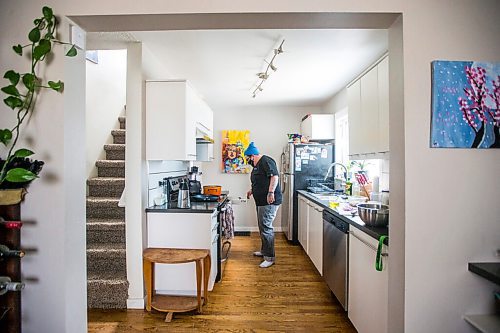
[345,180,352,196]
[352,182,361,197]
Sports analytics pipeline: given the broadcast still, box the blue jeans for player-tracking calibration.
[256,205,280,262]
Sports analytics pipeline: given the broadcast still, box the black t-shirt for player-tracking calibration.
[250,155,282,206]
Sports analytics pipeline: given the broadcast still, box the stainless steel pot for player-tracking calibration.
[357,203,389,227]
[177,179,191,208]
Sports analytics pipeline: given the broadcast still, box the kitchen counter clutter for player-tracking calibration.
[297,190,388,243]
[146,193,228,213]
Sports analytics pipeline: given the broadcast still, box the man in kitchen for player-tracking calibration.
[245,142,282,268]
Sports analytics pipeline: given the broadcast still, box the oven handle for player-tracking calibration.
[349,230,388,257]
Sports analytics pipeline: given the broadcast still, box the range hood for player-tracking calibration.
[196,135,214,144]
[195,123,214,144]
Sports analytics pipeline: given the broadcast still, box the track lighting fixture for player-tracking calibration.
[251,39,285,98]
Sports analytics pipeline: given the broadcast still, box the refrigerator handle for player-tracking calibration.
[281,172,286,194]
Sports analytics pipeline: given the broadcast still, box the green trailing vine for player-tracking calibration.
[0,6,77,188]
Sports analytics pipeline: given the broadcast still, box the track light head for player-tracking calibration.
[257,72,269,80]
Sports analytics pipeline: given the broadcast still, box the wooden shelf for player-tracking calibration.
[151,295,200,313]
[464,314,500,333]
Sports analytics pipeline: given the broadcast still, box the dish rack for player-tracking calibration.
[306,179,336,194]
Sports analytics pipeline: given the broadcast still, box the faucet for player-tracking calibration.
[324,162,348,181]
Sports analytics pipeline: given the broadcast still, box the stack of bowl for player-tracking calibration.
[357,203,389,227]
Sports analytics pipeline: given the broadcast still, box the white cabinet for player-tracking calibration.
[307,201,323,275]
[297,194,323,275]
[146,80,214,161]
[377,56,390,152]
[347,80,362,155]
[348,228,388,333]
[298,195,309,252]
[147,210,219,295]
[347,55,389,157]
[301,114,335,140]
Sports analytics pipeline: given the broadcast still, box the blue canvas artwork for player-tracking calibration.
[431,60,500,148]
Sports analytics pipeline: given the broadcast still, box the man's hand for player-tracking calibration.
[246,189,253,199]
[267,192,275,204]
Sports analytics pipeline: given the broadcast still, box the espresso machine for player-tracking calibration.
[188,166,202,195]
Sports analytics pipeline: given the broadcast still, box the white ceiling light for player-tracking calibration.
[252,39,285,98]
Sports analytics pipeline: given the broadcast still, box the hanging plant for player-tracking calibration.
[0,6,77,190]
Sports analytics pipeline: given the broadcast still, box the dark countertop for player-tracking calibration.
[146,194,228,214]
[468,262,500,286]
[297,190,389,243]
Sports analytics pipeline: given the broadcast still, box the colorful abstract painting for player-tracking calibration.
[221,130,251,173]
[431,61,500,148]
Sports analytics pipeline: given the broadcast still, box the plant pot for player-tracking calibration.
[0,189,26,206]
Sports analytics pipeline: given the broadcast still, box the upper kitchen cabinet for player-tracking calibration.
[301,114,335,140]
[146,80,214,161]
[347,55,389,158]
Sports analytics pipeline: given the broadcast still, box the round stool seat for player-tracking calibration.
[143,248,209,264]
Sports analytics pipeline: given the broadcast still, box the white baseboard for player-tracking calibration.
[235,226,283,232]
[127,297,145,309]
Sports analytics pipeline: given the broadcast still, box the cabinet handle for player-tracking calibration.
[349,230,388,256]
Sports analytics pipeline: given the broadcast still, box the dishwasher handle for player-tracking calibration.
[349,230,388,257]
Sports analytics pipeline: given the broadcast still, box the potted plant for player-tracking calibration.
[0,6,77,205]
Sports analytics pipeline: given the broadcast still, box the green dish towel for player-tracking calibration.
[375,235,388,271]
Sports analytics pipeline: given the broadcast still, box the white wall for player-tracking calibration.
[86,49,127,179]
[0,4,87,332]
[323,88,347,115]
[201,106,321,231]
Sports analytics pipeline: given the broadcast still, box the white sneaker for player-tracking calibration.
[253,251,263,257]
[259,260,274,268]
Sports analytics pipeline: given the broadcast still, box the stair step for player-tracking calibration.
[86,197,124,218]
[87,243,126,276]
[87,177,125,197]
[118,116,126,130]
[111,129,126,144]
[96,160,125,177]
[104,144,125,160]
[87,276,128,309]
[87,219,125,244]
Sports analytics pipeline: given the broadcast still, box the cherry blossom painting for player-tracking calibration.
[431,61,500,148]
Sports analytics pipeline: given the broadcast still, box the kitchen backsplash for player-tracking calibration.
[147,160,190,206]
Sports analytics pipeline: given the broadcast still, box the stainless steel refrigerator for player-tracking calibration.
[280,143,334,243]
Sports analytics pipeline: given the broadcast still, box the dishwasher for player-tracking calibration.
[323,209,349,310]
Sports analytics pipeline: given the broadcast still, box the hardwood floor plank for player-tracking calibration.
[88,232,356,332]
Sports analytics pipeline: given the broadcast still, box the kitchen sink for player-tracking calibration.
[312,194,340,202]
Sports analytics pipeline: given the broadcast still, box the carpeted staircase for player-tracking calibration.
[86,116,129,309]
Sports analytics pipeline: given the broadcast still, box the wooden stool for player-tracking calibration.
[143,248,211,322]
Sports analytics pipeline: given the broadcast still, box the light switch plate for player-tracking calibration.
[70,24,85,50]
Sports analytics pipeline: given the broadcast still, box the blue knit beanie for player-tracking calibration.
[244,142,260,156]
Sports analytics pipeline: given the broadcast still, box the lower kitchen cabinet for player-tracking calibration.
[307,201,323,275]
[297,194,323,275]
[147,210,218,295]
[298,195,309,252]
[348,227,389,333]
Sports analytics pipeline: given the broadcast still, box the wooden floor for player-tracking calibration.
[88,232,356,332]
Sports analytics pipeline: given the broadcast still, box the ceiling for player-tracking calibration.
[127,29,388,110]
